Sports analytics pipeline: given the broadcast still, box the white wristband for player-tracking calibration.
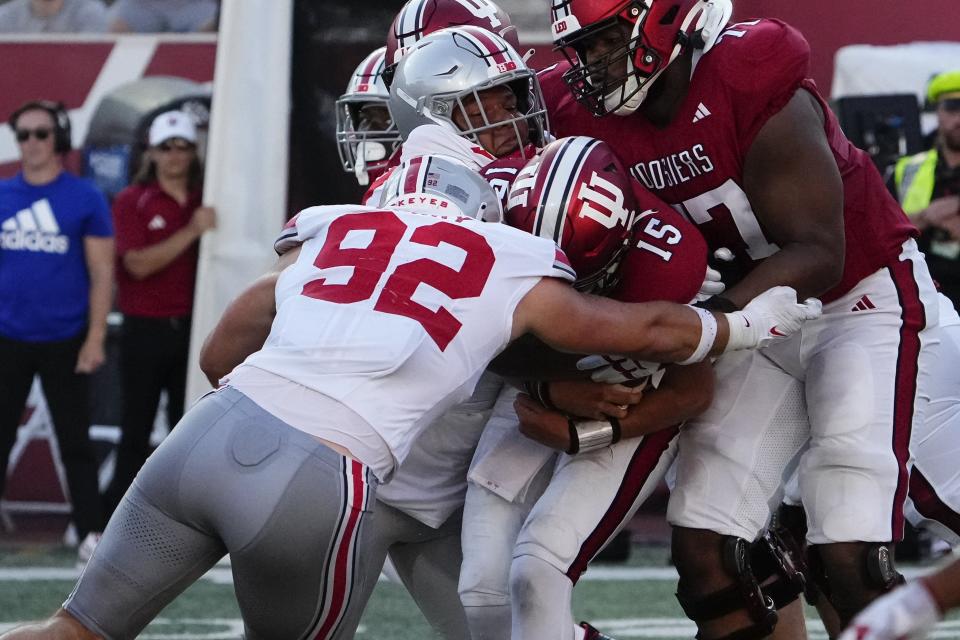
[678,306,717,365]
[723,310,757,352]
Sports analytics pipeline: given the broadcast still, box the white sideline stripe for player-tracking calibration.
[0,565,940,583]
[2,618,960,639]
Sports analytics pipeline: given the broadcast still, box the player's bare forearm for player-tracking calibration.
[723,242,840,309]
[199,273,278,386]
[734,88,845,308]
[515,363,712,449]
[546,379,644,420]
[618,362,713,437]
[517,280,730,363]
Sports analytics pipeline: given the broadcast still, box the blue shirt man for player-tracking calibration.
[0,100,114,558]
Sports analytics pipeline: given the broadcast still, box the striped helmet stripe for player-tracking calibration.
[455,27,512,67]
[359,48,386,79]
[533,137,599,244]
[551,0,573,21]
[396,0,428,48]
[398,156,432,197]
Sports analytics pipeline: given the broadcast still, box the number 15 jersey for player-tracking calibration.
[245,204,574,471]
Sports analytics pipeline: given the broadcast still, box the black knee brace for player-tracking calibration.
[749,528,806,609]
[676,537,778,640]
[807,542,906,624]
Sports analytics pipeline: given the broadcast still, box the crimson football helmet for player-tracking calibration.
[550,0,732,116]
[506,136,636,291]
[335,47,402,186]
[384,0,520,86]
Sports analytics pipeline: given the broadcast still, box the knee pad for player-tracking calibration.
[675,536,778,640]
[458,562,510,608]
[509,554,572,616]
[807,542,905,625]
[458,588,510,608]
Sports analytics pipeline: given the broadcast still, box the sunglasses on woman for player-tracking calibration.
[15,128,53,142]
[156,139,195,152]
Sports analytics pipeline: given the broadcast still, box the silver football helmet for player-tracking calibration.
[335,47,403,186]
[380,154,503,222]
[388,25,547,158]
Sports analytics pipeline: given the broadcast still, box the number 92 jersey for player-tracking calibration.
[250,204,574,467]
[541,18,917,303]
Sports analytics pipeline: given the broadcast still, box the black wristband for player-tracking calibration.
[696,295,740,313]
[607,415,622,444]
[567,418,580,455]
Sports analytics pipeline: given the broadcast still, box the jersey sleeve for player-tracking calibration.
[83,182,113,238]
[709,19,811,157]
[613,183,707,304]
[111,187,145,255]
[273,205,379,255]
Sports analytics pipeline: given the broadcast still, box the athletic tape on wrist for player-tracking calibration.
[677,305,717,365]
[566,418,620,455]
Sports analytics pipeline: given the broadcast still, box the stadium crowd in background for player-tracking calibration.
[106,0,218,33]
[102,110,216,519]
[0,0,219,33]
[0,100,112,563]
[0,0,109,33]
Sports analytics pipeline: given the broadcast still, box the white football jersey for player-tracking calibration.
[251,204,574,468]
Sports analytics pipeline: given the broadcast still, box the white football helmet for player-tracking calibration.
[380,154,503,222]
[335,47,403,186]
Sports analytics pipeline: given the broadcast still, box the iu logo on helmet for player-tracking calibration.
[578,171,630,230]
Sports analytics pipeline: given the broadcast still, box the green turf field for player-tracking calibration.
[1,544,958,639]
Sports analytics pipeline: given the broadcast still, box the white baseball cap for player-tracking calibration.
[149,110,197,146]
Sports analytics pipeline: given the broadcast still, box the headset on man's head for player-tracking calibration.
[9,100,72,154]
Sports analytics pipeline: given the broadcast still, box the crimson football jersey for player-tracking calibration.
[541,19,916,303]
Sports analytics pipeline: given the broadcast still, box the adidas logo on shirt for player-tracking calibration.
[692,103,712,123]
[148,214,166,230]
[851,295,876,312]
[0,199,70,254]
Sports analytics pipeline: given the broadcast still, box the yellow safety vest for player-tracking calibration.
[894,149,938,216]
[895,148,960,260]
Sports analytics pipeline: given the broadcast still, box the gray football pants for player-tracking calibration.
[364,504,470,639]
[63,386,379,640]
